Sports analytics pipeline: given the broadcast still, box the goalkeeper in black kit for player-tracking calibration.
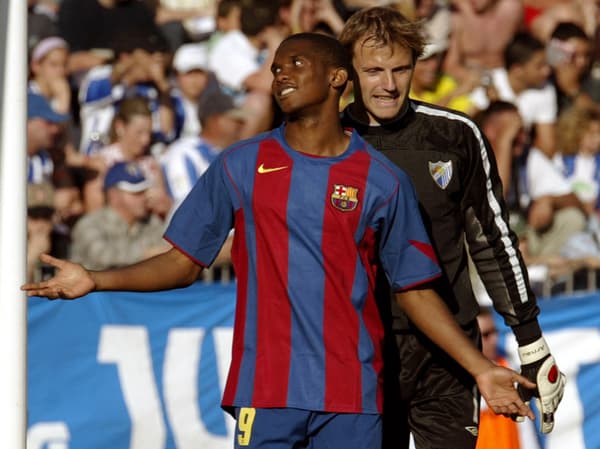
[339,7,566,449]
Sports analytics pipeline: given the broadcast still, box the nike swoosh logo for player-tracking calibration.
[257,163,288,174]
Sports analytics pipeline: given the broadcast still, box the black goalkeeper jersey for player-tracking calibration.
[342,100,540,335]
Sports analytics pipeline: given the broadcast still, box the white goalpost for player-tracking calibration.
[0,0,28,447]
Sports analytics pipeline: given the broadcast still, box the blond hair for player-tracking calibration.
[339,7,426,63]
[557,106,600,155]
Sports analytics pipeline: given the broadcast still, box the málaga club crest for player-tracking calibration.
[428,160,453,190]
[331,184,359,211]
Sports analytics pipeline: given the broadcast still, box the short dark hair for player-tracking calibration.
[281,32,351,73]
[240,0,280,37]
[473,100,519,128]
[550,21,589,42]
[217,0,241,18]
[504,32,545,69]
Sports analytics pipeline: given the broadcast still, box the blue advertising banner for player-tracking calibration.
[28,284,600,449]
[27,282,236,449]
[499,293,600,449]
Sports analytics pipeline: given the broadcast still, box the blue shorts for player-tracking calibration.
[233,407,382,449]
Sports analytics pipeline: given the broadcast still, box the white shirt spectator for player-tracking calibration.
[526,147,572,199]
[78,65,172,156]
[471,68,557,130]
[28,151,54,184]
[558,153,600,204]
[208,29,260,95]
[160,135,220,206]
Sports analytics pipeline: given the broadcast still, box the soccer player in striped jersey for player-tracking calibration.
[23,32,535,449]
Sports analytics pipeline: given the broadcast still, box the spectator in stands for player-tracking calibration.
[414,0,451,61]
[209,0,281,97]
[57,0,169,79]
[410,40,478,115]
[82,96,172,217]
[71,161,169,270]
[524,0,597,43]
[28,36,97,176]
[475,101,555,263]
[475,306,522,449]
[547,22,596,114]
[206,0,242,51]
[282,0,346,36]
[524,129,587,258]
[27,93,69,185]
[51,166,86,260]
[27,172,84,281]
[29,36,71,115]
[474,101,526,201]
[208,0,289,138]
[27,0,59,55]
[148,0,216,50]
[556,106,600,217]
[474,101,532,256]
[470,31,558,156]
[170,42,218,140]
[444,0,523,87]
[26,182,56,283]
[78,45,174,156]
[215,0,241,33]
[161,89,247,208]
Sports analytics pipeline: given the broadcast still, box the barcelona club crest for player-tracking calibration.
[331,184,359,211]
[428,160,453,190]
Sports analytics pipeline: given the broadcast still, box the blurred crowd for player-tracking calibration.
[25,0,600,293]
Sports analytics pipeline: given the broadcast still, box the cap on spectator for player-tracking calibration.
[173,43,210,73]
[103,162,152,193]
[419,41,448,61]
[198,90,250,123]
[31,36,68,63]
[27,93,69,123]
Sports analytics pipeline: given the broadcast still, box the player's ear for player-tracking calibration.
[330,67,348,89]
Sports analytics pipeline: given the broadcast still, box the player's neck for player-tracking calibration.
[284,117,349,157]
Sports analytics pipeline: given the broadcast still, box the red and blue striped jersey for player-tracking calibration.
[165,125,441,414]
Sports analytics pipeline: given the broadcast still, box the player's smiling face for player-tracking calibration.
[351,40,415,124]
[271,39,331,115]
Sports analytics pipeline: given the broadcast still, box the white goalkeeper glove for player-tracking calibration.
[517,336,566,433]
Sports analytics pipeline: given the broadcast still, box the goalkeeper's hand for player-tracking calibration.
[517,337,566,433]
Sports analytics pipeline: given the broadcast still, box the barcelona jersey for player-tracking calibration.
[165,125,441,415]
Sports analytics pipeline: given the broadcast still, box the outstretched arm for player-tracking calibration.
[21,247,202,299]
[395,287,535,419]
